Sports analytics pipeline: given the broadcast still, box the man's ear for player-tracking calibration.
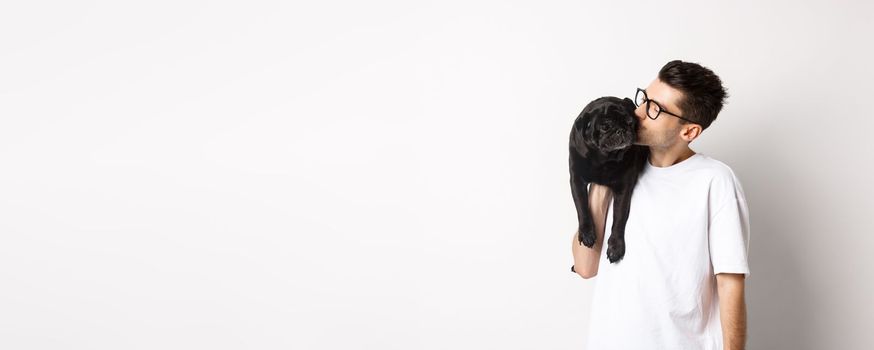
[680,123,702,142]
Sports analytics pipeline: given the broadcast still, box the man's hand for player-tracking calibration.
[716,273,747,350]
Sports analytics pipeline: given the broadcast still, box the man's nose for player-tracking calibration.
[634,104,647,121]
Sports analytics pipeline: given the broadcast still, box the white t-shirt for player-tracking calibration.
[585,152,751,350]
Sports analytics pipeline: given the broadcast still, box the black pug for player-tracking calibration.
[569,96,649,265]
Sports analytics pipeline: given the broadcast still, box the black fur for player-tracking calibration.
[569,96,649,264]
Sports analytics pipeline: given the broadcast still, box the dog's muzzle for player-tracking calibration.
[602,129,635,151]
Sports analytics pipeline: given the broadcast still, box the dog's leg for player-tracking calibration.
[606,183,633,263]
[569,155,596,248]
[605,147,647,263]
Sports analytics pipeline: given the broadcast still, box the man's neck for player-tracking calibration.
[648,144,696,168]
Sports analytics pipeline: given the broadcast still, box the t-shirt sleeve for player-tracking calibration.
[708,170,751,278]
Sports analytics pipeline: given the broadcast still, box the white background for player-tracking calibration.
[1,0,872,349]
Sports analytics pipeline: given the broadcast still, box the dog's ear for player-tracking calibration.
[583,111,599,147]
[621,97,636,113]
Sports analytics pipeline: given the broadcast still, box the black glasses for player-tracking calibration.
[634,88,697,124]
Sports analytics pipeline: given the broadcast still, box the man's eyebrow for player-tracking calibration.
[647,94,670,109]
[643,88,673,109]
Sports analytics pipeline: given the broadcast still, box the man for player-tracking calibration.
[571,60,750,350]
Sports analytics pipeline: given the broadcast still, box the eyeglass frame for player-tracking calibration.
[634,88,698,124]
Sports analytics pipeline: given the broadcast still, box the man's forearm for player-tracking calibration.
[717,274,747,350]
[571,228,601,278]
[571,184,612,278]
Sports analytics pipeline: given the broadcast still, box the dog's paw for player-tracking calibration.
[606,235,625,263]
[579,227,596,248]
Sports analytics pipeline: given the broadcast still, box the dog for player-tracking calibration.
[569,96,649,264]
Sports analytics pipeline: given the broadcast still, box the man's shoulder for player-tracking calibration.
[695,153,740,181]
[694,154,747,200]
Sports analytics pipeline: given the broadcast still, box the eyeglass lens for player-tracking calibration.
[635,89,661,119]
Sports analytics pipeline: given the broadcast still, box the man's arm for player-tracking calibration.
[716,273,747,350]
[571,183,612,279]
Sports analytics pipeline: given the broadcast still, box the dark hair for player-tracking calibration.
[657,60,728,131]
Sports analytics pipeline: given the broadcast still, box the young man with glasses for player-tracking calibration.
[571,60,750,350]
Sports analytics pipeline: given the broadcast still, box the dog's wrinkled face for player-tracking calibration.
[583,97,639,152]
